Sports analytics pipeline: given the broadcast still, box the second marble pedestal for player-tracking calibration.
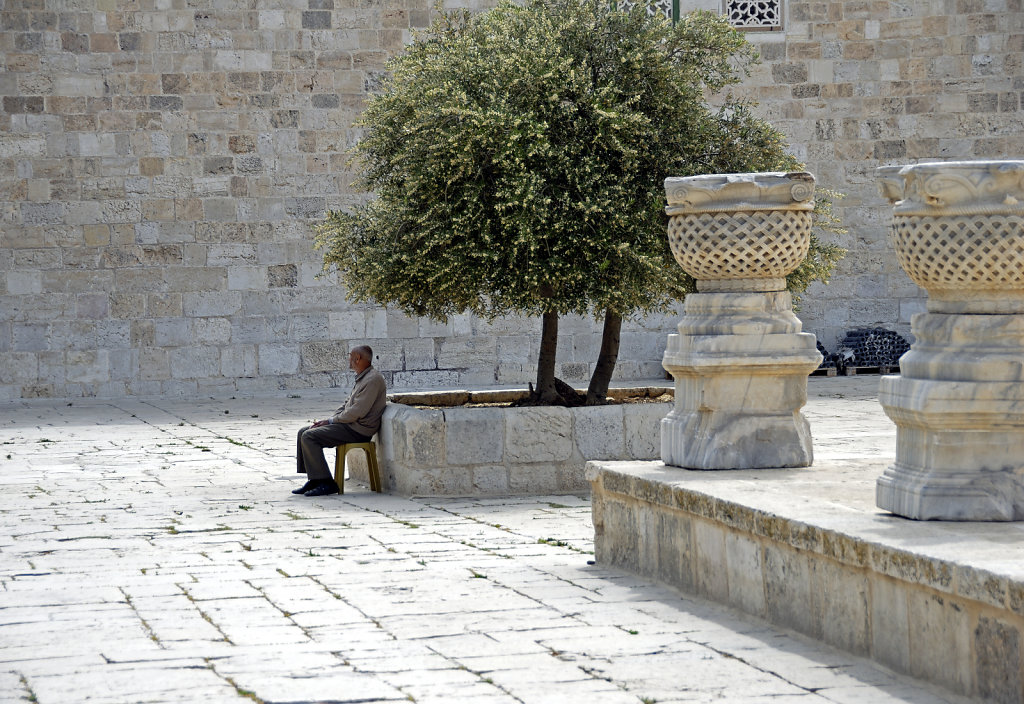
[660,171,822,470]
[661,289,821,469]
[876,160,1024,520]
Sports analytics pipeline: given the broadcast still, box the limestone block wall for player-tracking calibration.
[4,0,1020,401]
[0,0,671,401]
[696,0,1024,349]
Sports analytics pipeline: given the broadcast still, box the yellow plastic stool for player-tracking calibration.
[334,442,382,494]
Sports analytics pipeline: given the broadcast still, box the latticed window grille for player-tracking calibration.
[616,0,679,22]
[724,0,782,30]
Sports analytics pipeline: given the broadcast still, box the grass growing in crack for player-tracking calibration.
[185,595,230,643]
[121,588,162,647]
[238,505,252,511]
[211,667,264,703]
[469,570,487,579]
[182,438,211,452]
[18,673,38,703]
[538,537,569,547]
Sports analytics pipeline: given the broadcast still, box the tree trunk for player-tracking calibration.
[535,310,559,404]
[585,309,622,405]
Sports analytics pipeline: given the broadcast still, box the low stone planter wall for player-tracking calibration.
[360,388,671,496]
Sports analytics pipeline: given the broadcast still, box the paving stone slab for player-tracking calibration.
[0,382,971,703]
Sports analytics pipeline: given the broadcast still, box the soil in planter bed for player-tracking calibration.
[462,393,673,408]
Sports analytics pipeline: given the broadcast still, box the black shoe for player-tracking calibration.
[292,480,317,495]
[304,481,339,497]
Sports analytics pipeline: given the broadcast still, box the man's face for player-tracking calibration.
[348,351,360,371]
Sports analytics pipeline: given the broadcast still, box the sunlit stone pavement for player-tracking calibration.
[0,378,969,703]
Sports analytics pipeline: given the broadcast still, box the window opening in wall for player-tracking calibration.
[616,0,680,23]
[724,0,782,30]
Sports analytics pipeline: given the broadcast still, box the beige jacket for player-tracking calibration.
[330,366,387,436]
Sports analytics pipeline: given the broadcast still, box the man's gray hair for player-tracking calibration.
[352,345,373,363]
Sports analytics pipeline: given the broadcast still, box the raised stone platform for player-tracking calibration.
[588,377,1024,703]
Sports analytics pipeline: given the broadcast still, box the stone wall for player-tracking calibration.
[2,0,1021,401]
[689,0,1024,348]
[0,0,669,401]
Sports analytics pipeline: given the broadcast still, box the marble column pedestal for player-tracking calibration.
[661,289,822,469]
[660,171,822,470]
[877,313,1024,520]
[875,159,1024,521]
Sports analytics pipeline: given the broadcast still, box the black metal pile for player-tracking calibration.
[816,340,838,369]
[833,327,910,369]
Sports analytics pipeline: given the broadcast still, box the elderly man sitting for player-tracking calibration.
[292,345,387,497]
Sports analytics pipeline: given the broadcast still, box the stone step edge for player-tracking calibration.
[586,461,1023,617]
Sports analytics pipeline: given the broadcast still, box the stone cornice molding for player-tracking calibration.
[664,171,815,215]
[877,160,1024,216]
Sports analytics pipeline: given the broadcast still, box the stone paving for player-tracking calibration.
[0,378,969,704]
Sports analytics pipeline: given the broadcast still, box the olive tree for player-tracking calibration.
[316,0,844,404]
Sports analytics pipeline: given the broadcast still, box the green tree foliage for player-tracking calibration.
[316,0,845,404]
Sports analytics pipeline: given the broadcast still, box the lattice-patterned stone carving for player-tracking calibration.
[875,160,1024,520]
[880,160,1024,314]
[892,215,1024,289]
[665,171,814,292]
[725,0,782,29]
[660,171,821,471]
[667,210,810,284]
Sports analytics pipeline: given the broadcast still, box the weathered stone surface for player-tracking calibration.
[877,161,1024,520]
[443,408,505,466]
[572,405,624,459]
[381,397,669,497]
[505,408,572,463]
[975,616,1022,704]
[724,532,765,617]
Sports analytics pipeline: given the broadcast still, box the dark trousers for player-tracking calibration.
[296,423,373,481]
